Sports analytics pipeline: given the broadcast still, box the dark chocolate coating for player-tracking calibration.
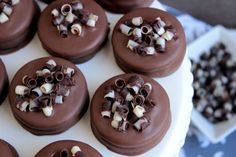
[0,139,19,157]
[9,57,89,135]
[38,0,109,63]
[90,74,171,155]
[0,0,40,54]
[35,140,103,157]
[95,0,154,13]
[0,59,9,105]
[112,8,186,77]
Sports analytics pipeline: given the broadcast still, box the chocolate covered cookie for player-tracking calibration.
[35,140,102,157]
[0,58,9,105]
[90,74,171,155]
[38,0,109,63]
[95,0,154,14]
[112,8,186,77]
[0,139,19,157]
[9,57,89,135]
[0,0,40,54]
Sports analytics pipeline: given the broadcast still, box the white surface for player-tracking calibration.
[188,26,236,143]
[0,1,193,157]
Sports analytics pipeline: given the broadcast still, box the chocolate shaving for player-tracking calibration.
[133,95,145,106]
[59,149,68,157]
[114,78,126,90]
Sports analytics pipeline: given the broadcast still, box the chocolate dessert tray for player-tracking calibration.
[0,1,193,156]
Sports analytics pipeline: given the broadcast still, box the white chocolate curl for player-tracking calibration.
[42,106,53,117]
[152,33,159,39]
[120,24,133,36]
[32,87,43,97]
[127,40,139,51]
[132,28,142,38]
[11,0,20,5]
[111,120,119,129]
[144,46,156,55]
[112,101,120,113]
[104,90,115,100]
[71,146,81,157]
[132,17,143,26]
[71,23,82,36]
[156,17,166,27]
[64,67,75,76]
[113,111,122,122]
[65,12,77,23]
[125,92,134,102]
[40,83,54,94]
[51,9,59,17]
[42,69,51,75]
[71,2,83,10]
[134,117,149,131]
[15,85,29,96]
[162,31,175,41]
[3,5,13,16]
[101,111,111,118]
[47,59,57,67]
[86,14,98,27]
[156,26,165,36]
[144,82,152,91]
[156,37,166,48]
[29,99,38,112]
[133,105,146,118]
[0,13,9,24]
[61,4,72,16]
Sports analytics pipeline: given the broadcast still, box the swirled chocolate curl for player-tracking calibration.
[119,16,177,56]
[14,59,76,117]
[101,75,156,132]
[51,1,98,38]
[0,0,20,24]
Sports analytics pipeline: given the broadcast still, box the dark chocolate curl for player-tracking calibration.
[144,98,156,111]
[52,14,64,26]
[26,78,37,89]
[38,96,50,108]
[139,85,152,98]
[129,113,139,124]
[133,95,145,106]
[55,71,65,82]
[102,101,112,112]
[44,74,54,83]
[134,116,150,132]
[75,151,84,157]
[114,78,126,89]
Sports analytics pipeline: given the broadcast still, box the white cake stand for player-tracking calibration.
[0,1,193,157]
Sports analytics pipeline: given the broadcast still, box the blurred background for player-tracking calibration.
[158,0,236,157]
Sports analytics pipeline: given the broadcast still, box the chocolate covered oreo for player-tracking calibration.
[0,58,9,105]
[0,139,19,157]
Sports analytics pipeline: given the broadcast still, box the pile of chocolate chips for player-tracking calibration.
[51,1,98,38]
[0,0,20,24]
[15,59,75,117]
[119,16,177,56]
[192,43,236,123]
[101,75,156,132]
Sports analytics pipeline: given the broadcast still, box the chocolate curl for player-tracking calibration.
[156,37,165,50]
[144,35,154,46]
[58,24,68,38]
[133,105,146,118]
[131,16,143,26]
[139,83,152,98]
[15,85,29,96]
[40,83,54,94]
[71,146,83,157]
[114,78,126,90]
[86,13,98,27]
[120,87,133,102]
[132,28,142,38]
[133,95,145,106]
[11,0,20,5]
[55,95,63,104]
[162,30,175,41]
[71,23,82,36]
[44,74,54,83]
[2,3,12,16]
[52,14,64,26]
[38,96,50,108]
[127,39,139,51]
[16,98,29,112]
[144,98,156,111]
[43,59,57,71]
[120,24,133,36]
[155,17,166,28]
[79,10,89,25]
[113,111,123,122]
[133,116,150,132]
[55,71,65,82]
[129,112,139,124]
[51,8,59,17]
[141,24,153,35]
[111,120,120,129]
[31,87,43,97]
[153,23,165,36]
[63,67,75,77]
[65,12,77,23]
[118,120,129,132]
[144,46,155,55]
[0,12,9,23]
[111,97,123,113]
[165,25,177,36]
[104,87,115,101]
[29,99,40,112]
[101,101,112,118]
[61,4,72,16]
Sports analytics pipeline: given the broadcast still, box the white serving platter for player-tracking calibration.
[0,1,193,157]
[188,26,236,143]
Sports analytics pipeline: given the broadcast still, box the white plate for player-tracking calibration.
[188,26,236,143]
[0,1,193,157]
